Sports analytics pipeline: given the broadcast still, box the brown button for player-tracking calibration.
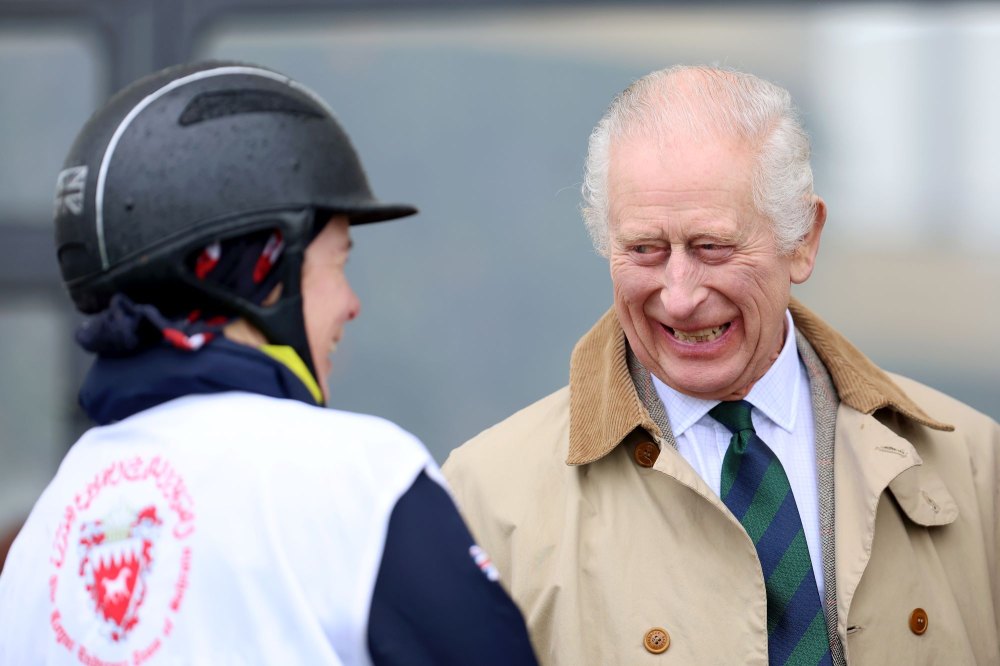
[643,627,670,654]
[633,441,659,468]
[909,608,928,635]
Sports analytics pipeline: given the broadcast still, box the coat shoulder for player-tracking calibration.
[887,371,999,439]
[442,386,570,523]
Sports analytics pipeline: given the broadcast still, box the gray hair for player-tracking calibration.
[581,65,817,256]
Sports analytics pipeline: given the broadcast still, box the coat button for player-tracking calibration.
[909,608,928,635]
[633,441,659,468]
[643,627,670,654]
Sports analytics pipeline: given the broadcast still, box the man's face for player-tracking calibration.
[302,215,360,401]
[608,132,823,401]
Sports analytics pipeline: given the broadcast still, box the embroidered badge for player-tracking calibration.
[49,456,195,664]
[469,544,500,582]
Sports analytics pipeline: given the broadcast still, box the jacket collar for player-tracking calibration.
[79,338,320,426]
[566,298,953,465]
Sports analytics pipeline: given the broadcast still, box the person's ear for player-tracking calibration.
[790,195,826,284]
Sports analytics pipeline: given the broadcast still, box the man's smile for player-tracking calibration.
[664,322,731,344]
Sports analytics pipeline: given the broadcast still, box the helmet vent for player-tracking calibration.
[178,89,323,126]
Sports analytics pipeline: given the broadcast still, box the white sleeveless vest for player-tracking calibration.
[0,392,434,665]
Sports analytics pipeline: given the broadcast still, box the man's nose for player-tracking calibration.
[660,250,707,319]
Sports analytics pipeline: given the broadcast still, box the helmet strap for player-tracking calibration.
[169,208,322,389]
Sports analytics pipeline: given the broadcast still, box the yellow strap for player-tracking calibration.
[259,345,323,404]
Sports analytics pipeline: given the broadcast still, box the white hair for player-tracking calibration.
[581,65,817,256]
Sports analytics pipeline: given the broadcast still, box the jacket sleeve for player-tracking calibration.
[367,471,538,666]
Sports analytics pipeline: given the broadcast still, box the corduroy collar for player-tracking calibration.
[566,298,953,465]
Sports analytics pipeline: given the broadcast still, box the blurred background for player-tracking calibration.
[2,0,998,564]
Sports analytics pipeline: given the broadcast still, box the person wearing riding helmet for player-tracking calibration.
[0,61,538,666]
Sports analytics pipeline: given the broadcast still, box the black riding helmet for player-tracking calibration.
[54,60,416,381]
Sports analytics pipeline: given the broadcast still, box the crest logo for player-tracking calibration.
[78,505,163,642]
[55,166,88,216]
[49,455,195,663]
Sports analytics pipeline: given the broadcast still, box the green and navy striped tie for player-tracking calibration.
[710,400,832,665]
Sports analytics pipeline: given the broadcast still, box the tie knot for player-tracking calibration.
[709,400,756,435]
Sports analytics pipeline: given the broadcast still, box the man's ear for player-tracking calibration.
[790,195,826,285]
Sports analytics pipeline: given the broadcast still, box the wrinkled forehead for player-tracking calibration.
[607,129,755,187]
[604,130,761,241]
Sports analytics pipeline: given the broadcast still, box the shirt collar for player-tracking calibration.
[651,310,800,437]
[744,309,800,433]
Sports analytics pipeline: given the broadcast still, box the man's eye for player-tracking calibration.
[624,243,666,261]
[695,243,732,258]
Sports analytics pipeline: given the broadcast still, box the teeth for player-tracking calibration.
[671,323,729,343]
[329,340,338,355]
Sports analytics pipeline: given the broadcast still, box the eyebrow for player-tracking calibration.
[613,229,740,246]
[613,229,662,245]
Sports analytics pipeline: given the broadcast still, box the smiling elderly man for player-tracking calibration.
[442,66,1000,666]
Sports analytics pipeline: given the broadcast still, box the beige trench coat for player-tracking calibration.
[443,301,1000,665]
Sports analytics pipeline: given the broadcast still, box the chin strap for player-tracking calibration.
[173,208,324,388]
[237,210,320,386]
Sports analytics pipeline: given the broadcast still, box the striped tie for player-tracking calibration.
[710,400,831,666]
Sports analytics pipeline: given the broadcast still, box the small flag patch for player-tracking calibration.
[55,166,88,216]
[469,545,500,582]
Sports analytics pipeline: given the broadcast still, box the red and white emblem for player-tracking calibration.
[78,505,163,642]
[48,455,196,662]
